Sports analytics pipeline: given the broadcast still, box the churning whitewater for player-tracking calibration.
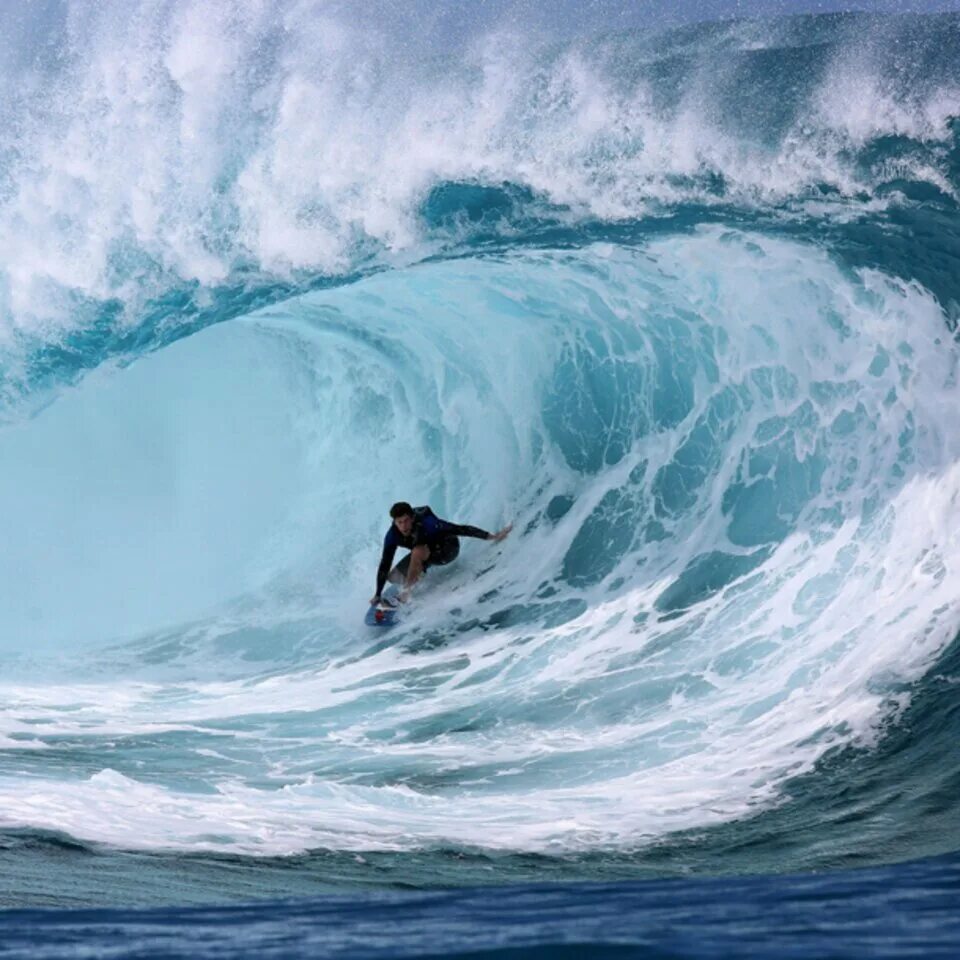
[1,1,960,900]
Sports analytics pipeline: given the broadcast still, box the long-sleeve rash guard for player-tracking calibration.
[375,506,490,597]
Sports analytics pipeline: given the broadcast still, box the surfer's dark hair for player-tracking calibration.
[390,501,414,519]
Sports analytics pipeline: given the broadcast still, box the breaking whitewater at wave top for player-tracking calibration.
[0,1,959,908]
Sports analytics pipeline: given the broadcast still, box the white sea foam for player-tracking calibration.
[0,3,956,341]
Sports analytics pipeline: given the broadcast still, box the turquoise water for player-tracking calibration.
[0,5,959,919]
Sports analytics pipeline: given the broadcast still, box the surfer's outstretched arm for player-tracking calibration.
[437,519,513,542]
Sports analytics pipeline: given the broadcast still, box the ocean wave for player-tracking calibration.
[1,229,958,874]
[1,5,960,898]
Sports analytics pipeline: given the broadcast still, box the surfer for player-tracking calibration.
[371,502,512,604]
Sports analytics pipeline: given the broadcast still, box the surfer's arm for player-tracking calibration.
[440,520,513,542]
[375,542,397,599]
[442,522,491,539]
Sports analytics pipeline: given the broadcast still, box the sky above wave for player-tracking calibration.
[4,0,960,77]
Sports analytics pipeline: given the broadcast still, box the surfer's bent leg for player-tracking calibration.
[404,544,430,588]
[388,545,432,586]
[388,554,410,585]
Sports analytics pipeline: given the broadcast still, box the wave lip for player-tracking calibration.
[1,9,959,349]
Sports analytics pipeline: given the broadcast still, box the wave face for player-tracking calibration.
[1,2,960,904]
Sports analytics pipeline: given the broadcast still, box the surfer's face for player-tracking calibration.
[394,514,414,536]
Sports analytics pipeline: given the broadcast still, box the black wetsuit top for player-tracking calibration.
[375,506,490,597]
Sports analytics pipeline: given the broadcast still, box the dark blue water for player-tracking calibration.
[4,855,960,958]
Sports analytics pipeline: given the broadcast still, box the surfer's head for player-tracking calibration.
[390,501,414,536]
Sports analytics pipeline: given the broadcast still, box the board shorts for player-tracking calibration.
[393,536,460,578]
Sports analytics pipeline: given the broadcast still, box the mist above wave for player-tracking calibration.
[0,4,957,352]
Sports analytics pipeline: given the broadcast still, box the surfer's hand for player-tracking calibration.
[370,594,381,605]
[490,524,513,543]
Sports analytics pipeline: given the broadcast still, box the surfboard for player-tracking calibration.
[365,584,402,627]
